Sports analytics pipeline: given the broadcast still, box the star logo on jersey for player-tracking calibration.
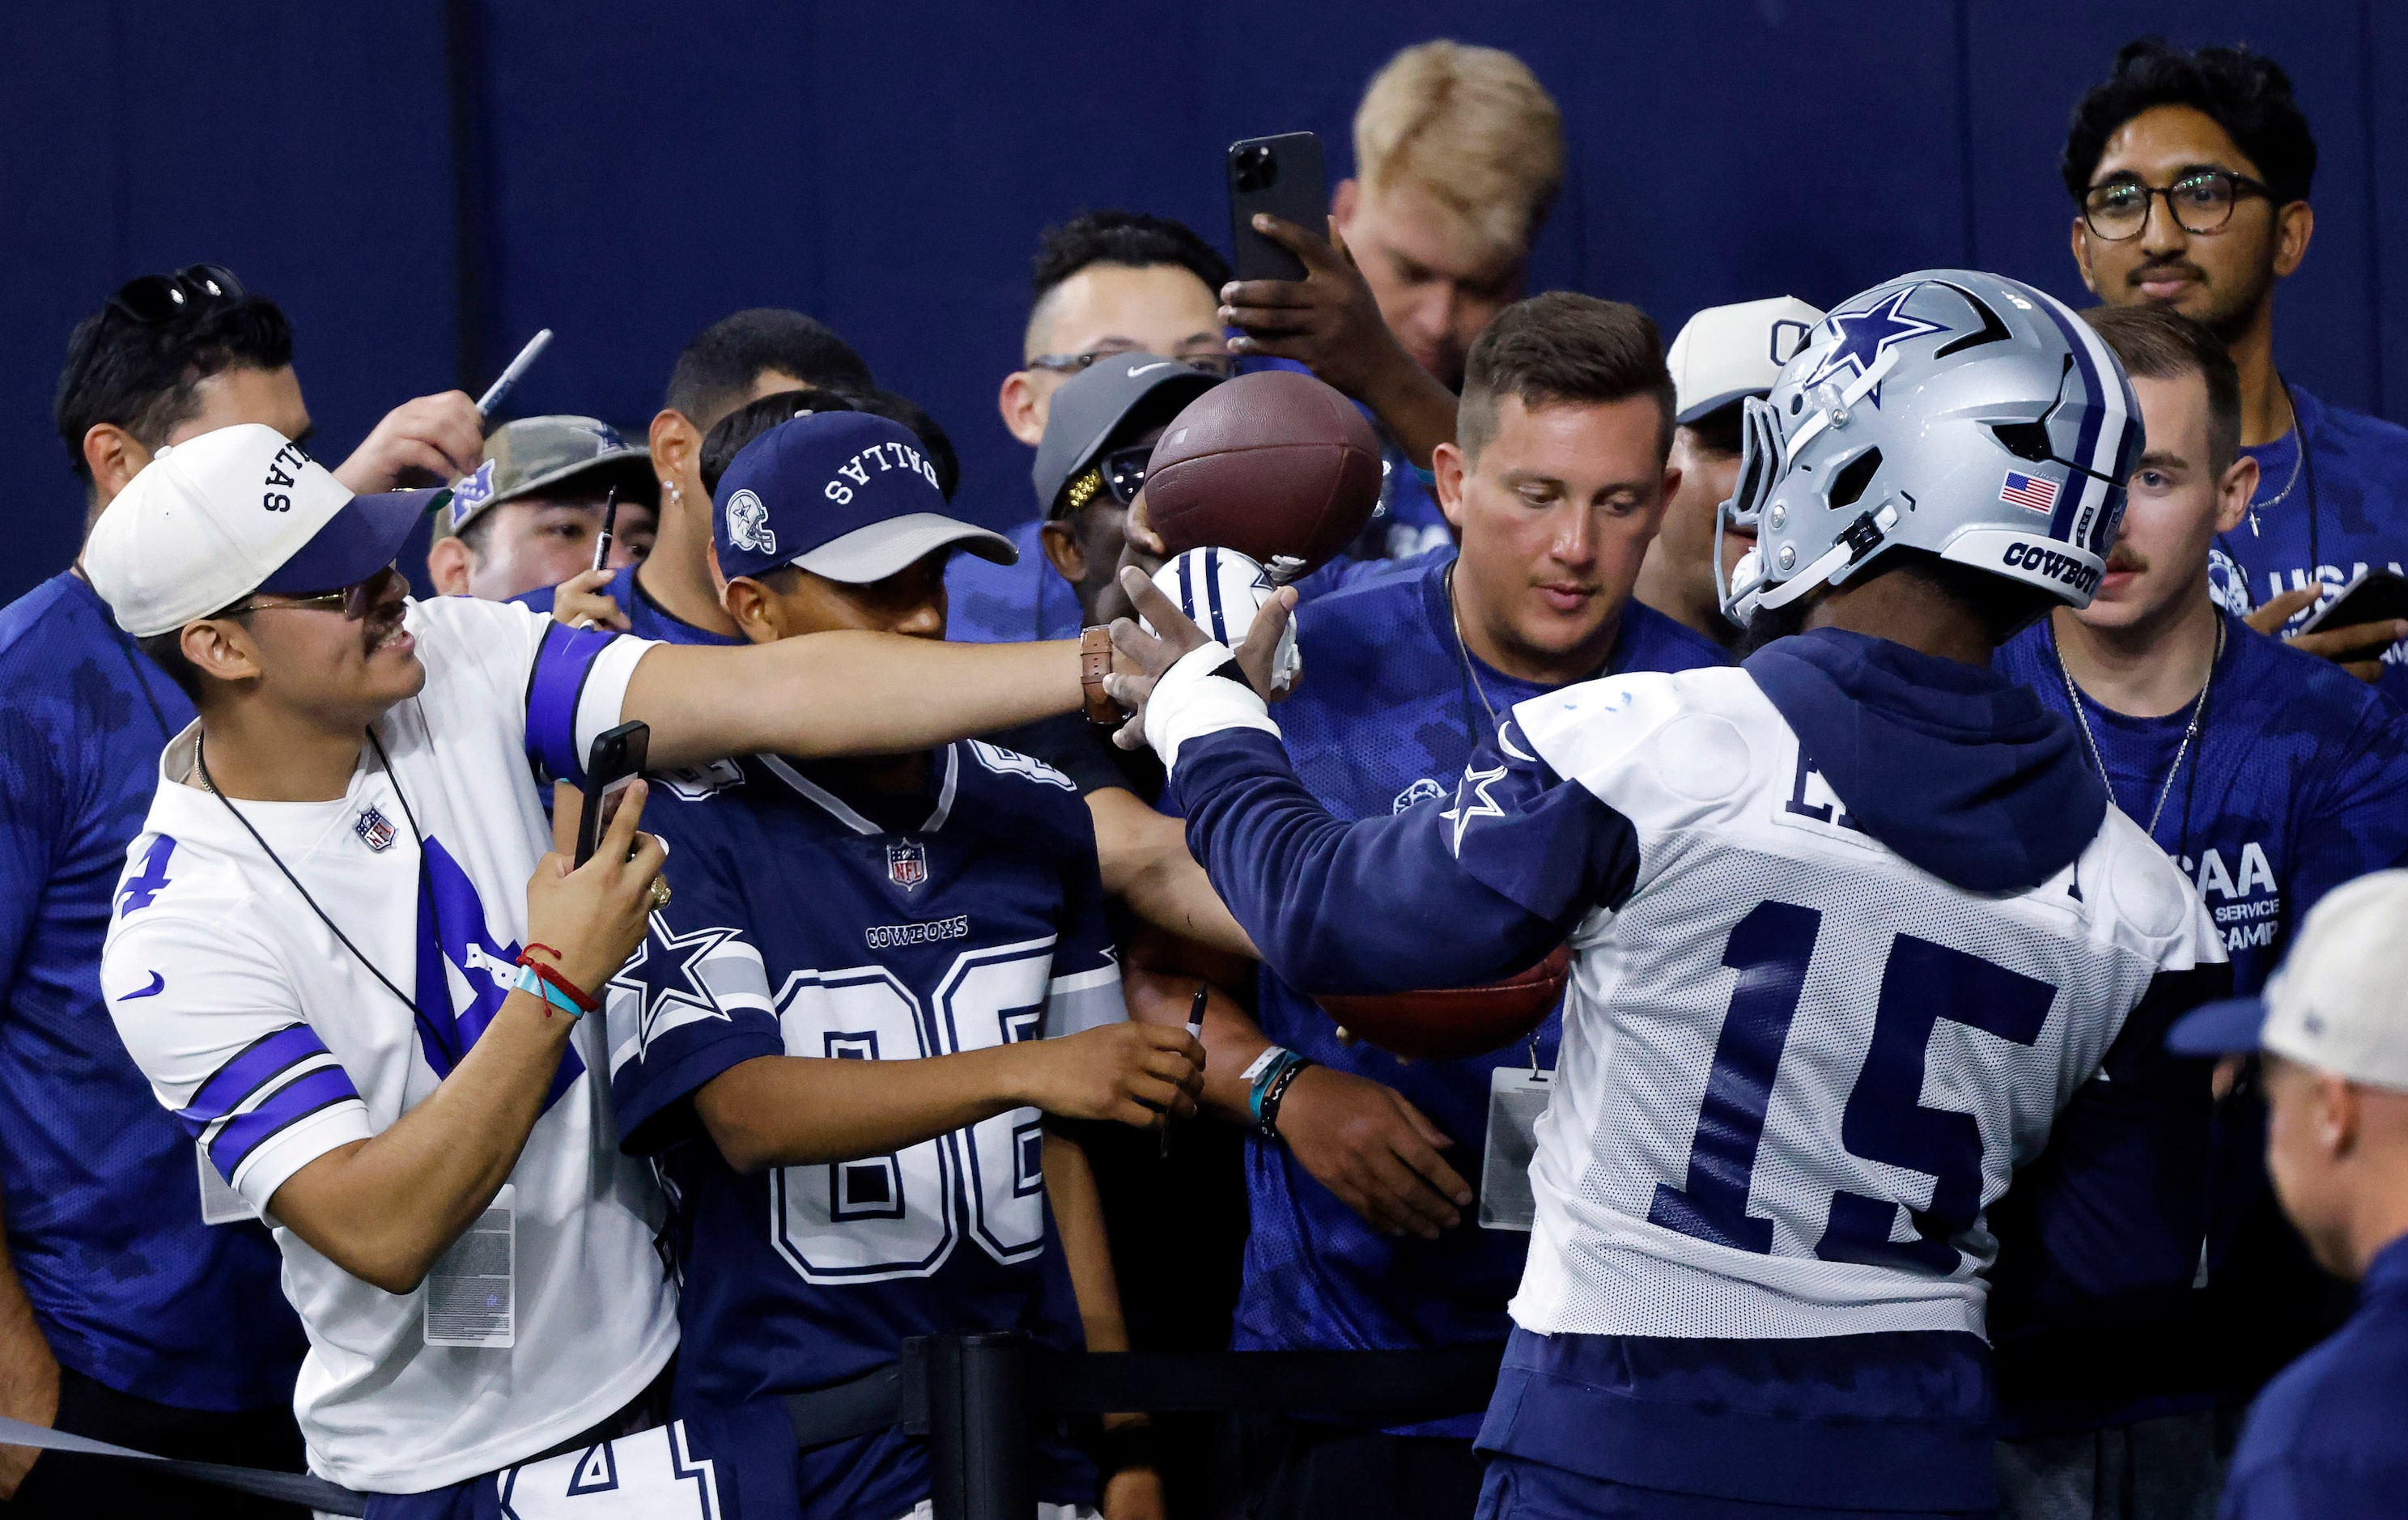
[611,912,745,1052]
[1799,287,1947,395]
[1438,762,1510,856]
[887,839,928,890]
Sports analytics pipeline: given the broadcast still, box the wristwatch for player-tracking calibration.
[1081,626,1124,728]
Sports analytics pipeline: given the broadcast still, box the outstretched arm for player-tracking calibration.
[690,1025,1203,1174]
[629,634,1082,770]
[1089,787,1258,960]
[1104,567,1635,996]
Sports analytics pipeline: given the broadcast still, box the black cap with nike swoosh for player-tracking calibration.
[1031,352,1222,519]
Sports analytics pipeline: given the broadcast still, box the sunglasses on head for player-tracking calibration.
[1056,444,1155,518]
[107,263,247,328]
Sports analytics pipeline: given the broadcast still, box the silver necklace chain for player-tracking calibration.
[1445,563,1503,733]
[2053,618,2221,841]
[2245,410,2305,537]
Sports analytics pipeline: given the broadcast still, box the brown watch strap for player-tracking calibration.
[1081,626,1125,726]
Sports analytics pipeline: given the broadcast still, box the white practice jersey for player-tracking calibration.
[102,596,676,1492]
[1500,666,2224,1341]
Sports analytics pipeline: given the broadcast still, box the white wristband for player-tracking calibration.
[1145,640,1280,771]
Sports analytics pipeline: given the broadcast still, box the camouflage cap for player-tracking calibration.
[442,415,659,535]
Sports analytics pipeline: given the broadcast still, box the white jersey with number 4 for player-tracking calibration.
[102,595,675,1493]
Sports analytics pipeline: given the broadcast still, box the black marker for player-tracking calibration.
[1162,983,1208,1159]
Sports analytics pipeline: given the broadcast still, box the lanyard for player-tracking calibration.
[195,727,438,1020]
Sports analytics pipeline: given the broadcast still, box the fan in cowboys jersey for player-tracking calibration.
[1105,271,2231,1518]
[608,410,1203,1520]
[84,423,1104,1512]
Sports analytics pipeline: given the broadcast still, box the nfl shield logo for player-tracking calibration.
[886,839,928,889]
[354,807,398,852]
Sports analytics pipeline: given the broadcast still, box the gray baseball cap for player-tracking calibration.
[1031,354,1221,518]
[444,414,658,535]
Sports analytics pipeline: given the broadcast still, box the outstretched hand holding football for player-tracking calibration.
[1105,564,1297,752]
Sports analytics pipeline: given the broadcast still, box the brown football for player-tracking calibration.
[1313,944,1573,1062]
[1145,369,1383,572]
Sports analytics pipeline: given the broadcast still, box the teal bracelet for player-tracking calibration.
[1246,1047,1309,1128]
[511,962,586,1019]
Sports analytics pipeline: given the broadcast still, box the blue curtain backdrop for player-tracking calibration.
[0,0,2392,605]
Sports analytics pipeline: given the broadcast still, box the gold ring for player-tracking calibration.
[648,877,673,909]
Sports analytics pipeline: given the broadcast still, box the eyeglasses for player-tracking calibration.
[228,567,401,622]
[1026,346,1238,381]
[1057,444,1155,517]
[2081,170,2273,241]
[107,263,248,327]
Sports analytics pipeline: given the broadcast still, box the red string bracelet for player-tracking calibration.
[515,949,599,1014]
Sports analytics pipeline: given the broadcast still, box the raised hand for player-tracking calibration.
[1104,564,1297,752]
[334,390,485,494]
[524,779,665,997]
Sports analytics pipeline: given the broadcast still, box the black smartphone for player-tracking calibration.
[574,720,649,867]
[2298,567,2408,635]
[1227,132,1327,283]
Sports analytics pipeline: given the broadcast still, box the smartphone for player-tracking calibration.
[574,720,649,867]
[1227,132,1327,283]
[2298,567,2408,635]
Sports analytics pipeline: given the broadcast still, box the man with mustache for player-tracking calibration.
[2065,39,2408,702]
[81,422,1101,1512]
[1989,306,2408,1518]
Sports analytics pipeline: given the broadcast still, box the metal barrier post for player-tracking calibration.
[924,1332,1033,1520]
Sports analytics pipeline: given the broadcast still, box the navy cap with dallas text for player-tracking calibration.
[712,412,1014,584]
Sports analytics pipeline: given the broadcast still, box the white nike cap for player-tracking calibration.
[1667,296,1826,426]
[83,423,449,638]
[2170,869,2408,1092]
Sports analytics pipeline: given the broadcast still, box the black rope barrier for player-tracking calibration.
[0,1335,1506,1519]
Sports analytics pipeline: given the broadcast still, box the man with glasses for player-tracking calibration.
[0,267,480,1514]
[2065,39,2408,703]
[953,212,1234,645]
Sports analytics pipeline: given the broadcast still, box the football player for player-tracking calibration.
[607,410,1202,1520]
[1105,270,2229,1518]
[88,421,1106,1513]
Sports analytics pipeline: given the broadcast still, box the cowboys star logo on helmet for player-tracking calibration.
[1714,269,2140,626]
[1797,287,1948,395]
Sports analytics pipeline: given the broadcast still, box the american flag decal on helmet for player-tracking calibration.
[1998,470,2058,513]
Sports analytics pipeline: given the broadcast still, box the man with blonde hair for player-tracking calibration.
[1222,40,1564,564]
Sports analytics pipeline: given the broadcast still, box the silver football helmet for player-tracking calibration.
[1715,270,2142,623]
